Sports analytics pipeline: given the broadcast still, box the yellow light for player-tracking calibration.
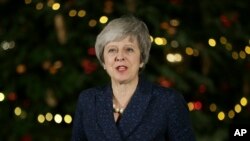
[14,107,22,116]
[185,47,194,55]
[37,114,45,123]
[78,10,86,17]
[225,43,232,51]
[228,110,235,119]
[52,3,60,10]
[232,51,239,60]
[45,112,53,121]
[166,53,175,62]
[220,36,227,44]
[170,19,180,27]
[0,92,5,102]
[217,111,225,121]
[209,103,217,112]
[69,10,77,17]
[245,46,250,54]
[150,36,153,42]
[54,114,62,124]
[187,102,194,111]
[25,0,32,4]
[234,104,242,113]
[240,97,248,106]
[239,51,246,59]
[162,38,167,45]
[174,53,182,62]
[99,16,108,24]
[64,114,72,124]
[36,2,44,10]
[89,19,97,27]
[208,38,216,47]
[154,37,163,45]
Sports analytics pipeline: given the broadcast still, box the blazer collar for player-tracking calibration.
[96,76,153,140]
[96,85,123,141]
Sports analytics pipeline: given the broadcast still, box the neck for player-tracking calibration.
[111,76,139,107]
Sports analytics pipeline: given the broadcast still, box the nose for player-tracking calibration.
[115,51,125,61]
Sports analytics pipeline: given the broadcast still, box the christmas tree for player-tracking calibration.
[0,0,249,140]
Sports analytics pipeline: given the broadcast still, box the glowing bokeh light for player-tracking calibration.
[99,16,108,24]
[37,114,45,123]
[209,103,217,112]
[54,114,63,124]
[228,110,235,119]
[78,10,86,17]
[208,38,216,47]
[64,114,72,124]
[234,104,242,113]
[0,92,5,102]
[52,3,60,10]
[240,97,247,106]
[45,112,53,121]
[14,107,22,116]
[217,112,225,121]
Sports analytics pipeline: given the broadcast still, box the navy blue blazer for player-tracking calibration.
[71,77,196,141]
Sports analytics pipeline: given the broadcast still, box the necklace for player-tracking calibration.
[113,104,124,114]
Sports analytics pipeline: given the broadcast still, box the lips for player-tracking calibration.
[116,65,128,71]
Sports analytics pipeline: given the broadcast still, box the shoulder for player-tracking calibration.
[151,83,187,106]
[77,85,105,103]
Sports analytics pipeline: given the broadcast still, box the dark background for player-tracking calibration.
[0,0,249,140]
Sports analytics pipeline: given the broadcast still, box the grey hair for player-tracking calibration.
[95,15,151,68]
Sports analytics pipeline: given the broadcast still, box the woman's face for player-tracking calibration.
[103,36,143,84]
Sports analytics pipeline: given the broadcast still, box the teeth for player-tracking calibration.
[117,66,126,71]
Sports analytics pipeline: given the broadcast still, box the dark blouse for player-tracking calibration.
[71,77,196,141]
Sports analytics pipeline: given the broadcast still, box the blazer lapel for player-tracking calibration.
[96,84,123,141]
[117,77,153,139]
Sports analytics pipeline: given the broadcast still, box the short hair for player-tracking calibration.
[95,15,151,68]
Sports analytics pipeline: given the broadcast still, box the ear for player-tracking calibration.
[102,63,106,70]
[139,62,144,68]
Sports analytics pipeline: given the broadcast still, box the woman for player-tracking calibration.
[71,15,196,141]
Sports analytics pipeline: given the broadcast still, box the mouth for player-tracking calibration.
[116,65,128,72]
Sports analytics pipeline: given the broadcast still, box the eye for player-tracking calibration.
[108,48,117,53]
[126,47,134,52]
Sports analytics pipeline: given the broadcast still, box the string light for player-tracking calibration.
[45,112,53,121]
[217,111,225,121]
[14,107,22,116]
[99,16,108,24]
[240,97,248,106]
[52,3,60,10]
[88,19,97,27]
[245,46,250,54]
[0,92,5,102]
[37,114,45,123]
[185,47,194,55]
[36,2,43,10]
[154,37,167,45]
[78,10,86,17]
[64,114,72,124]
[209,103,217,112]
[166,53,182,63]
[69,10,77,17]
[208,38,216,47]
[234,104,242,113]
[54,114,63,124]
[228,110,235,119]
